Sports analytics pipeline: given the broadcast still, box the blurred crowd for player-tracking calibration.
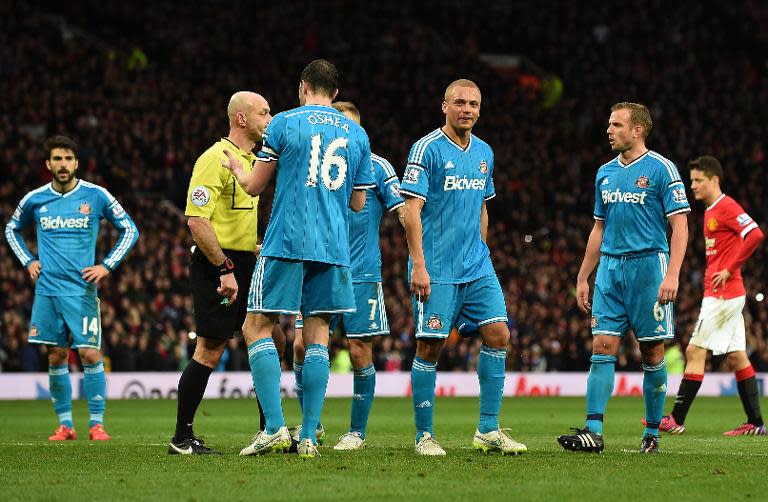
[1,1,766,374]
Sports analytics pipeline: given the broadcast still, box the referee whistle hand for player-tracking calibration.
[217,273,238,306]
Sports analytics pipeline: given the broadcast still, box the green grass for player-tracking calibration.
[0,396,766,501]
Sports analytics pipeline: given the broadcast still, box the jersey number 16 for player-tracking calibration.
[306,135,348,191]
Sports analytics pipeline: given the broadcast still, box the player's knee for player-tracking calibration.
[592,335,620,356]
[415,339,443,362]
[348,339,373,368]
[639,341,665,366]
[78,348,102,365]
[725,351,748,370]
[47,347,68,366]
[480,323,510,349]
[685,343,706,363]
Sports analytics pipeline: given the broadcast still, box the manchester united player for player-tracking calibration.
[658,156,765,435]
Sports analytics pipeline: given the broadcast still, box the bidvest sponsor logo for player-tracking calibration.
[40,216,90,230]
[601,188,648,205]
[444,175,486,191]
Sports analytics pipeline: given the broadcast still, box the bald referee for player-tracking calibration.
[169,92,285,455]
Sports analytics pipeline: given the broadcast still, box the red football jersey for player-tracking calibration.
[703,194,759,298]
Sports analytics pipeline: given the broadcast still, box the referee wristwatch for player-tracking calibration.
[219,258,236,276]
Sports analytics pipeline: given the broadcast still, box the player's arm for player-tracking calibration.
[350,189,366,212]
[395,206,406,228]
[480,202,489,243]
[85,198,139,285]
[403,196,430,302]
[657,213,688,305]
[713,215,764,289]
[223,154,276,197]
[576,220,605,313]
[5,201,41,281]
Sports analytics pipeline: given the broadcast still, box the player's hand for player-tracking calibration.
[576,279,591,313]
[27,260,41,282]
[217,272,238,307]
[711,268,732,292]
[82,264,110,284]
[253,244,262,257]
[410,265,431,303]
[221,150,244,181]
[657,274,679,305]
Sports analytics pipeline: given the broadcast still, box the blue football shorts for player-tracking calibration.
[29,294,102,349]
[295,281,389,338]
[591,251,674,342]
[247,256,355,318]
[412,273,507,339]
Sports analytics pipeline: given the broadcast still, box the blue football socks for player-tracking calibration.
[478,345,506,433]
[412,356,437,441]
[585,354,617,435]
[642,358,668,437]
[350,364,376,437]
[49,364,73,428]
[83,361,107,427]
[300,344,330,444]
[293,361,304,414]
[247,339,284,434]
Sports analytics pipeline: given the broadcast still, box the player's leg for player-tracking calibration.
[335,281,388,449]
[297,314,331,451]
[293,319,305,415]
[724,303,765,435]
[628,253,674,453]
[664,342,706,431]
[47,346,75,440]
[32,295,75,440]
[79,347,110,440]
[295,261,356,457]
[638,340,666,452]
[239,256,303,455]
[63,294,110,440]
[558,257,624,453]
[345,337,375,442]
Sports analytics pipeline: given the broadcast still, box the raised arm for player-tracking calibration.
[222,153,276,197]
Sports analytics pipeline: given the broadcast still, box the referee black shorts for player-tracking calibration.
[190,247,256,340]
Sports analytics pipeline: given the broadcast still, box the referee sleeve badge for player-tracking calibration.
[190,186,211,207]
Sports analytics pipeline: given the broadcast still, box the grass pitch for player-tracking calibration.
[0,396,766,501]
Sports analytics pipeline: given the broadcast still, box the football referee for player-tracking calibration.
[169,91,285,455]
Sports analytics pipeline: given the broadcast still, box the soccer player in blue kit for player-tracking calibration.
[5,135,138,441]
[222,60,375,458]
[557,102,689,454]
[400,79,527,456]
[292,101,405,451]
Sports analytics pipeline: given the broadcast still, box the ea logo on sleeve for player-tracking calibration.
[190,186,211,207]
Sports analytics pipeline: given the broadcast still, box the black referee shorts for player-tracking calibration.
[190,247,256,340]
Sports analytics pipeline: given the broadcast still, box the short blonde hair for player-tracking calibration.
[444,79,480,101]
[611,102,653,139]
[331,101,361,125]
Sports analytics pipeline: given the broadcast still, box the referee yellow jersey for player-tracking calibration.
[185,138,258,251]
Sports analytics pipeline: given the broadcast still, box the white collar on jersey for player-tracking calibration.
[706,193,726,210]
[47,180,83,198]
[439,128,472,152]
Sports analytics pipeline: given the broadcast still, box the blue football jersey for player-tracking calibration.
[594,150,690,255]
[349,153,404,282]
[400,129,496,284]
[257,104,375,266]
[5,180,139,296]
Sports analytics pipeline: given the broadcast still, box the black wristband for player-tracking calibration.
[219,258,235,276]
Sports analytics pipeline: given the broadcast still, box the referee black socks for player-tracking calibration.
[174,359,214,442]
